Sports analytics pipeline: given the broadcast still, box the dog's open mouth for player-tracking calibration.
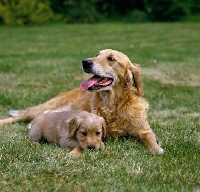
[80,75,113,92]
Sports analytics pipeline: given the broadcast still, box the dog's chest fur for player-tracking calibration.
[90,90,149,138]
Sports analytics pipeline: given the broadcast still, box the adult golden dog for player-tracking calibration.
[0,49,164,154]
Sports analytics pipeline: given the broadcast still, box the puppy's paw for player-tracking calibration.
[100,141,105,150]
[31,141,40,145]
[69,148,82,157]
[28,123,32,129]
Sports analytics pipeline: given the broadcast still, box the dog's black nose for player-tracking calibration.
[82,59,93,72]
[87,145,95,150]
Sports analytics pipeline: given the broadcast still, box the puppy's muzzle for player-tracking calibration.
[82,59,93,73]
[87,145,95,150]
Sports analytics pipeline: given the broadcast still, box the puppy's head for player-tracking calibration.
[67,112,106,150]
[80,49,143,95]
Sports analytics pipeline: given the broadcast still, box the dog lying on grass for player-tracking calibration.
[29,110,106,156]
[0,49,164,154]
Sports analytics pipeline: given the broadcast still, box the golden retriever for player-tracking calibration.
[29,110,106,156]
[0,49,164,154]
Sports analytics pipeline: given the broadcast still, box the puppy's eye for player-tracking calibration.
[82,132,87,136]
[96,132,101,136]
[107,57,115,61]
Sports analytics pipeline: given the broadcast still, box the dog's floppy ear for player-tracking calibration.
[65,117,79,137]
[100,117,107,139]
[126,63,144,96]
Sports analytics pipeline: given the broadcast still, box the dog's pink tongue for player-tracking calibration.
[80,76,101,92]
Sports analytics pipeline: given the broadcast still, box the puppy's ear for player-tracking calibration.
[126,63,144,96]
[101,117,107,139]
[65,117,79,137]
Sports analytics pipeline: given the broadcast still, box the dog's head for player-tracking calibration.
[80,49,144,96]
[66,112,106,150]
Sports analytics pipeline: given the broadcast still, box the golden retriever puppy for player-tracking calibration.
[29,110,106,156]
[0,49,164,154]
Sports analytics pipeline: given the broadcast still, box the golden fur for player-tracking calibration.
[29,110,106,156]
[0,49,164,154]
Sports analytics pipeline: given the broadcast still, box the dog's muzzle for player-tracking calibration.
[80,58,114,92]
[82,59,93,73]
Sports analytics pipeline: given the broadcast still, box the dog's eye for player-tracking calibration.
[96,132,101,136]
[107,57,115,61]
[82,132,87,136]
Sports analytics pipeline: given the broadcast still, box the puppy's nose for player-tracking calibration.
[82,59,93,73]
[87,145,95,150]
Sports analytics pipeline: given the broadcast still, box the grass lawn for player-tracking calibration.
[0,22,200,191]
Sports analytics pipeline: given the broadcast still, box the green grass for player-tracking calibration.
[0,23,200,191]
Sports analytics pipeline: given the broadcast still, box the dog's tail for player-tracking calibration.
[9,110,27,117]
[0,88,87,125]
[0,116,23,125]
[0,110,27,125]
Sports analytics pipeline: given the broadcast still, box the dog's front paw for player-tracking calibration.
[149,146,164,154]
[158,147,164,154]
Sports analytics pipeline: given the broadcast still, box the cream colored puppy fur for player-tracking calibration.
[29,110,106,156]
